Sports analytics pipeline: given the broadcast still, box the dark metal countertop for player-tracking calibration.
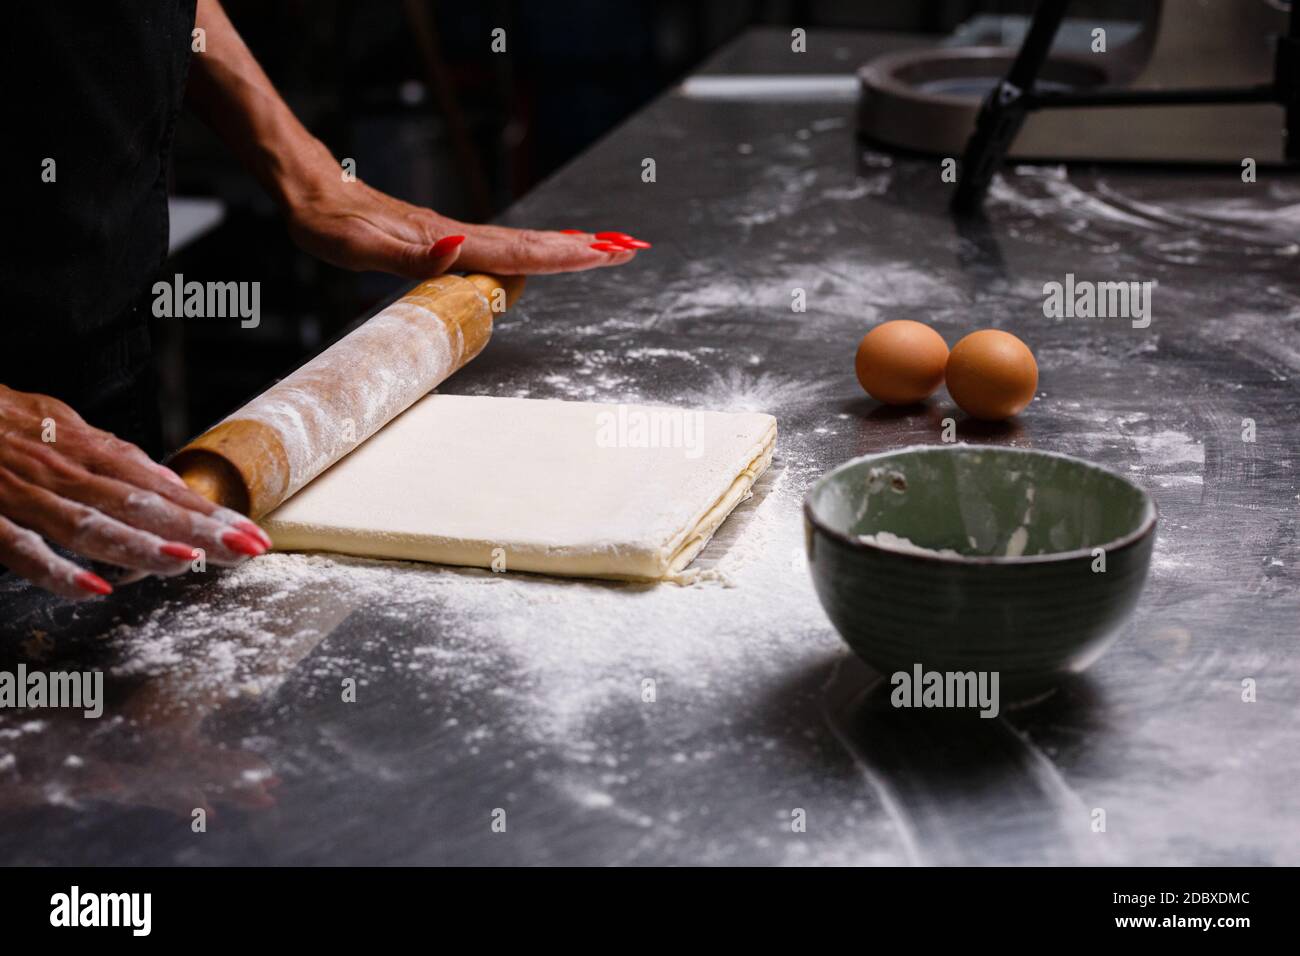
[2,29,1297,866]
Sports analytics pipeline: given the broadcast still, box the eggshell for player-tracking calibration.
[854,320,949,405]
[945,329,1038,421]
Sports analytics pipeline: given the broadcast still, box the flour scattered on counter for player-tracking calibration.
[1198,311,1300,375]
[682,368,831,414]
[625,346,714,363]
[46,456,832,784]
[1128,430,1205,467]
[989,165,1300,268]
[1048,412,1205,480]
[1151,545,1199,578]
[734,168,819,227]
[822,174,890,202]
[810,117,847,133]
[654,257,963,327]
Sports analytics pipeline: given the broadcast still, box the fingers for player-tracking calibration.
[4,433,267,565]
[453,227,648,275]
[365,232,464,278]
[405,233,465,278]
[324,224,466,279]
[119,490,266,566]
[71,430,272,550]
[286,174,651,277]
[0,469,195,576]
[0,514,109,600]
[130,466,274,558]
[0,387,273,600]
[303,197,645,276]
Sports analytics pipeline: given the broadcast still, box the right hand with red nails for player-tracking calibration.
[0,384,270,601]
[184,3,646,280]
[279,149,649,277]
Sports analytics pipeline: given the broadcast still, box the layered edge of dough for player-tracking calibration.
[657,417,776,582]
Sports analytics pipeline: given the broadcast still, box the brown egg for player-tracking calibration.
[854,320,949,405]
[945,329,1038,421]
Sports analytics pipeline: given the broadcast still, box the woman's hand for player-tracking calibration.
[0,385,271,600]
[186,0,649,281]
[284,172,649,278]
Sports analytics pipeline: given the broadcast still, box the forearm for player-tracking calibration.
[185,0,334,207]
[182,0,643,277]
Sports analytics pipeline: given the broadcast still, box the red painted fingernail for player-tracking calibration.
[611,238,652,249]
[559,229,585,235]
[75,571,113,596]
[160,542,197,561]
[595,231,635,241]
[222,530,265,557]
[590,242,622,252]
[235,519,272,549]
[430,235,466,256]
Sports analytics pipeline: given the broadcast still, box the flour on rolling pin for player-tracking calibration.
[233,298,463,501]
[172,273,523,517]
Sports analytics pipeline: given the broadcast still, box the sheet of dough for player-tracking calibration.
[262,395,777,581]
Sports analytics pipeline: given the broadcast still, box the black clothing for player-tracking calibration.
[1,1,198,454]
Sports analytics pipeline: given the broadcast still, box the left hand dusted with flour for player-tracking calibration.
[0,386,270,599]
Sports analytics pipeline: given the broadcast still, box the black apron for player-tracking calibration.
[1,1,197,457]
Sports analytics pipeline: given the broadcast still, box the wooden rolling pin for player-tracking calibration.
[169,272,525,519]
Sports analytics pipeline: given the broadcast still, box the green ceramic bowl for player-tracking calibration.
[804,445,1156,692]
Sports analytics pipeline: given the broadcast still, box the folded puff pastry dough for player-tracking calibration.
[262,394,777,581]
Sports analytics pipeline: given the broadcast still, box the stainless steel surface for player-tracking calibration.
[2,29,1297,866]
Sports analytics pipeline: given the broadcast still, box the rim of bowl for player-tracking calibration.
[803,443,1159,567]
[857,47,1106,109]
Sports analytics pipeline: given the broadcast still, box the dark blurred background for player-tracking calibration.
[162,0,1145,447]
